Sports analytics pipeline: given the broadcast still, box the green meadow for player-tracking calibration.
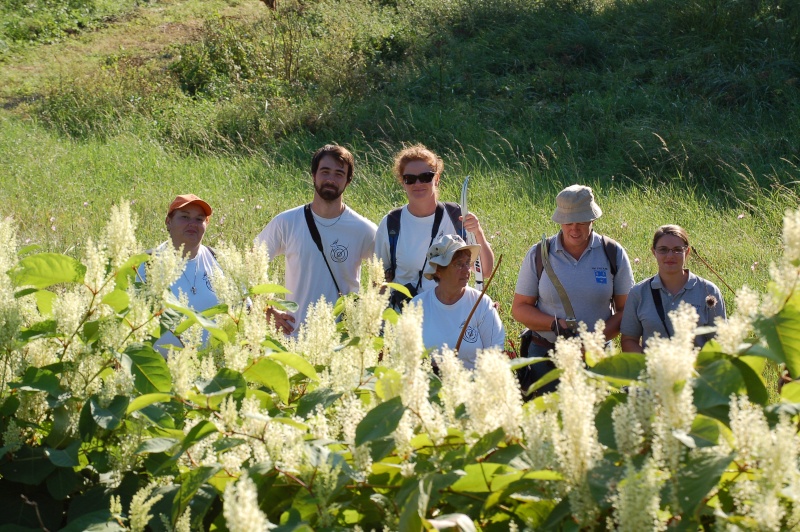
[1,0,798,340]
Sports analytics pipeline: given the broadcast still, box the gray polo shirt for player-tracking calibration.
[620,271,726,348]
[515,231,635,337]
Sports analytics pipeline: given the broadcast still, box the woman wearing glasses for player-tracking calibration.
[374,144,494,308]
[620,225,726,353]
[412,234,504,370]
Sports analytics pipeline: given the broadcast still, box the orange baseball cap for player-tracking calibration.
[167,194,212,217]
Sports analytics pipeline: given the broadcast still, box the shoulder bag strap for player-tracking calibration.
[412,203,445,292]
[386,207,403,281]
[303,203,342,296]
[650,275,670,339]
[540,234,577,322]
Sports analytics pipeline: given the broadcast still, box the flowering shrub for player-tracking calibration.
[2,205,800,530]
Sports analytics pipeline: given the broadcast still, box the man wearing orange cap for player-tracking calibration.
[139,194,222,354]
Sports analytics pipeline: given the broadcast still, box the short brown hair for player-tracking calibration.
[311,144,354,181]
[392,144,444,184]
[652,224,690,249]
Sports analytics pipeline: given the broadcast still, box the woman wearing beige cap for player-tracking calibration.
[138,194,223,354]
[411,234,504,370]
[511,184,634,395]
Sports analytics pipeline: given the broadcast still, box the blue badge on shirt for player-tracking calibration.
[594,270,608,284]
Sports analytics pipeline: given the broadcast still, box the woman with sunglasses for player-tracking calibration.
[375,144,494,308]
[620,225,726,353]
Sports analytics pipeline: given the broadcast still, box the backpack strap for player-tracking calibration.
[599,235,619,277]
[534,236,554,280]
[442,201,464,238]
[303,203,342,296]
[385,207,403,281]
[650,275,670,338]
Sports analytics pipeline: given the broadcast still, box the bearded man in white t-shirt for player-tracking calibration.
[255,144,377,336]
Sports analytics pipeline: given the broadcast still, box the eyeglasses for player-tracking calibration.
[654,246,688,255]
[450,259,472,270]
[402,171,436,185]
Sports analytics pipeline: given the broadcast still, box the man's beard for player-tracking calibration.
[315,182,343,201]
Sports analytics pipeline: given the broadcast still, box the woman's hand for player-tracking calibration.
[266,307,295,335]
[462,213,495,275]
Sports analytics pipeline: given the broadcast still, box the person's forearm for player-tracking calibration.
[621,336,644,353]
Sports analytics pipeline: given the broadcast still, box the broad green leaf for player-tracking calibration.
[268,352,318,381]
[730,357,769,405]
[693,359,746,412]
[197,368,247,401]
[264,298,299,312]
[588,353,646,386]
[509,356,550,371]
[82,320,100,344]
[270,416,309,432]
[355,396,405,446]
[244,358,290,403]
[45,441,81,467]
[47,466,81,500]
[450,463,510,492]
[165,293,228,342]
[738,342,784,365]
[135,438,179,454]
[0,445,56,484]
[155,421,218,475]
[248,283,291,295]
[375,367,403,401]
[466,427,505,463]
[124,344,171,394]
[541,496,573,531]
[10,366,63,397]
[172,465,222,523]
[688,414,722,447]
[386,282,412,298]
[34,289,57,316]
[296,388,342,418]
[90,395,129,430]
[114,253,151,290]
[595,393,627,449]
[17,319,59,342]
[127,393,173,414]
[675,452,734,515]
[781,381,800,403]
[8,252,86,289]
[101,289,129,313]
[758,292,800,378]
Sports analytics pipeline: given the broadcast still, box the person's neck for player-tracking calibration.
[178,243,201,259]
[560,233,590,260]
[311,196,345,218]
[659,269,689,295]
[435,283,465,305]
[407,196,438,217]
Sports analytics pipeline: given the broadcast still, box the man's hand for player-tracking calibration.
[266,307,295,335]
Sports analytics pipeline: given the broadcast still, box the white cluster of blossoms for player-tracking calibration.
[609,458,666,532]
[464,347,523,439]
[435,347,472,427]
[612,384,653,457]
[580,319,612,363]
[223,473,274,532]
[550,336,603,523]
[724,394,800,530]
[0,217,22,352]
[293,297,339,369]
[714,285,760,355]
[167,343,200,397]
[143,243,186,302]
[128,483,164,532]
[643,303,699,471]
[520,401,559,472]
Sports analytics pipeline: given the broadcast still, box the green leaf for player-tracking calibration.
[135,438,179,454]
[693,359,746,412]
[90,395,129,430]
[296,388,342,418]
[588,353,646,386]
[386,282,412,298]
[197,368,247,401]
[687,414,722,448]
[34,289,57,316]
[47,466,82,500]
[174,421,218,463]
[101,289,129,313]
[172,465,221,523]
[450,463,510,492]
[165,293,228,342]
[595,393,627,449]
[244,359,290,403]
[45,441,81,467]
[355,396,406,446]
[248,283,291,295]
[268,352,319,381]
[8,252,86,289]
[0,445,57,484]
[781,381,800,402]
[674,452,734,515]
[758,292,800,378]
[127,393,173,414]
[374,367,403,401]
[123,344,171,394]
[465,427,505,463]
[730,357,769,405]
[115,253,150,290]
[10,366,63,397]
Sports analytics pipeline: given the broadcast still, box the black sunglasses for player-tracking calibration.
[402,171,436,185]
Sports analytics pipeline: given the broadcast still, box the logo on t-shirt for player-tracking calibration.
[460,321,478,343]
[329,239,348,263]
[594,270,608,284]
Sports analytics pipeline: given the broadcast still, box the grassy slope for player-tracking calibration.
[0,0,798,348]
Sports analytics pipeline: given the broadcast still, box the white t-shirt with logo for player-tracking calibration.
[255,205,377,335]
[411,286,505,370]
[375,205,458,295]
